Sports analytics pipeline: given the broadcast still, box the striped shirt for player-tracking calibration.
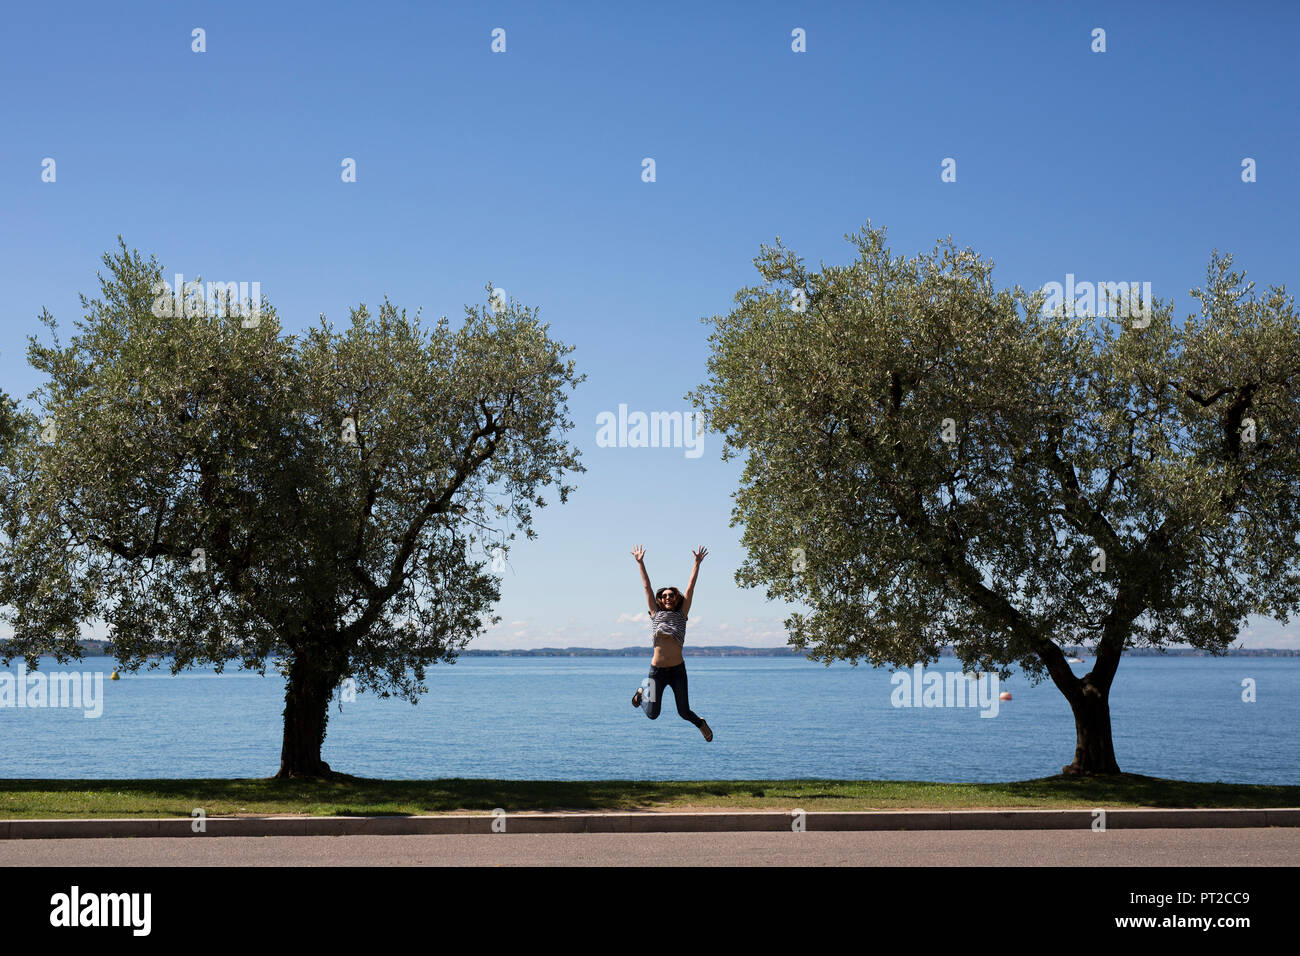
[651,609,687,645]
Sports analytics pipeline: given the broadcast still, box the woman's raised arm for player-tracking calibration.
[632,545,657,615]
[681,546,707,616]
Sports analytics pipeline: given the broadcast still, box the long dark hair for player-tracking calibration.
[655,587,684,612]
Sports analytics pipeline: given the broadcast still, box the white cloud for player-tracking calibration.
[1237,616,1300,650]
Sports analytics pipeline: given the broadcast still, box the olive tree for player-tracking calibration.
[688,224,1300,774]
[2,241,584,777]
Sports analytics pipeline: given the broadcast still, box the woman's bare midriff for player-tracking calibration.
[651,632,684,667]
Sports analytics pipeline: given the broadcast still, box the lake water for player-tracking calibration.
[1,655,1295,783]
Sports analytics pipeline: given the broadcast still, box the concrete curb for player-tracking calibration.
[2,807,1299,839]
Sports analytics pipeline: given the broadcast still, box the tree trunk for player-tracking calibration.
[1038,640,1123,776]
[1061,674,1121,775]
[276,652,338,779]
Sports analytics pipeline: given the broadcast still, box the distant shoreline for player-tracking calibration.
[37,641,1300,659]
[462,646,1300,658]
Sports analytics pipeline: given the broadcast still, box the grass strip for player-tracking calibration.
[0,774,1296,819]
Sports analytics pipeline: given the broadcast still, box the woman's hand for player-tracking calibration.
[692,546,708,564]
[632,545,646,563]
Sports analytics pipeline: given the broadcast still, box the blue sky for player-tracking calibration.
[3,1,1298,649]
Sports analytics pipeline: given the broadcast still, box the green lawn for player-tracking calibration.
[0,775,1297,819]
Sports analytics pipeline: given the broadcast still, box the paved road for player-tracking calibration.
[2,828,1297,866]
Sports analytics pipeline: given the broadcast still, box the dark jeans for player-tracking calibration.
[640,662,704,727]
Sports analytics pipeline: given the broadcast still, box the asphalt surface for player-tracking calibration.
[3,828,1297,865]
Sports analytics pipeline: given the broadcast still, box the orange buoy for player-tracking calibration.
[999,691,1012,700]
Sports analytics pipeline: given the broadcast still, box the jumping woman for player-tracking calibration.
[629,545,713,742]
